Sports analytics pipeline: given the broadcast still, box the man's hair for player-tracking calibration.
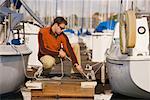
[52,17,67,25]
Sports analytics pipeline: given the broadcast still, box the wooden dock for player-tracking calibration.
[31,80,96,99]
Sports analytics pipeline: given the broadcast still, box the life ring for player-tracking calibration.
[125,10,136,48]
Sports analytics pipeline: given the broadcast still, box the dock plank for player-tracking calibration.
[31,80,95,99]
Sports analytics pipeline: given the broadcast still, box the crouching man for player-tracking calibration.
[38,17,84,77]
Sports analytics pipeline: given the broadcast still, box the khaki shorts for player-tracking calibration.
[40,55,61,70]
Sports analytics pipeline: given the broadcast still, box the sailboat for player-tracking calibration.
[0,0,44,95]
[106,3,150,99]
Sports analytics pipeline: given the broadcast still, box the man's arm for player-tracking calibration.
[61,34,78,65]
[60,33,84,75]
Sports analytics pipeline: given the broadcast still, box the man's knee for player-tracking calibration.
[40,55,56,69]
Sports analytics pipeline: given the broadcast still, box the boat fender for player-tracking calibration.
[120,14,127,54]
[125,10,136,48]
[120,10,136,54]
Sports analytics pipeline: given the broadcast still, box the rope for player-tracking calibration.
[10,44,35,79]
[94,62,103,74]
[50,58,64,80]
[85,62,103,74]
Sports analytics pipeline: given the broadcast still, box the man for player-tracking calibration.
[38,17,84,76]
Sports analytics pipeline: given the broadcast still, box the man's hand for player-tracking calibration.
[59,49,66,58]
[75,64,84,74]
[75,64,90,80]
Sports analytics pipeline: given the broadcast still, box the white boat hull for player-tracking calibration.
[106,45,150,98]
[0,45,31,94]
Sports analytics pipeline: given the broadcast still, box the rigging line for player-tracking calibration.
[44,0,47,24]
[0,0,6,8]
[81,0,84,30]
[89,0,92,30]
[19,0,45,27]
[55,0,58,16]
[14,0,19,8]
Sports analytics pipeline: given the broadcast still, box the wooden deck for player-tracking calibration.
[31,80,95,99]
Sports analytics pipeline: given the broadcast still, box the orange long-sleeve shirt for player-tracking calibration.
[38,26,78,65]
